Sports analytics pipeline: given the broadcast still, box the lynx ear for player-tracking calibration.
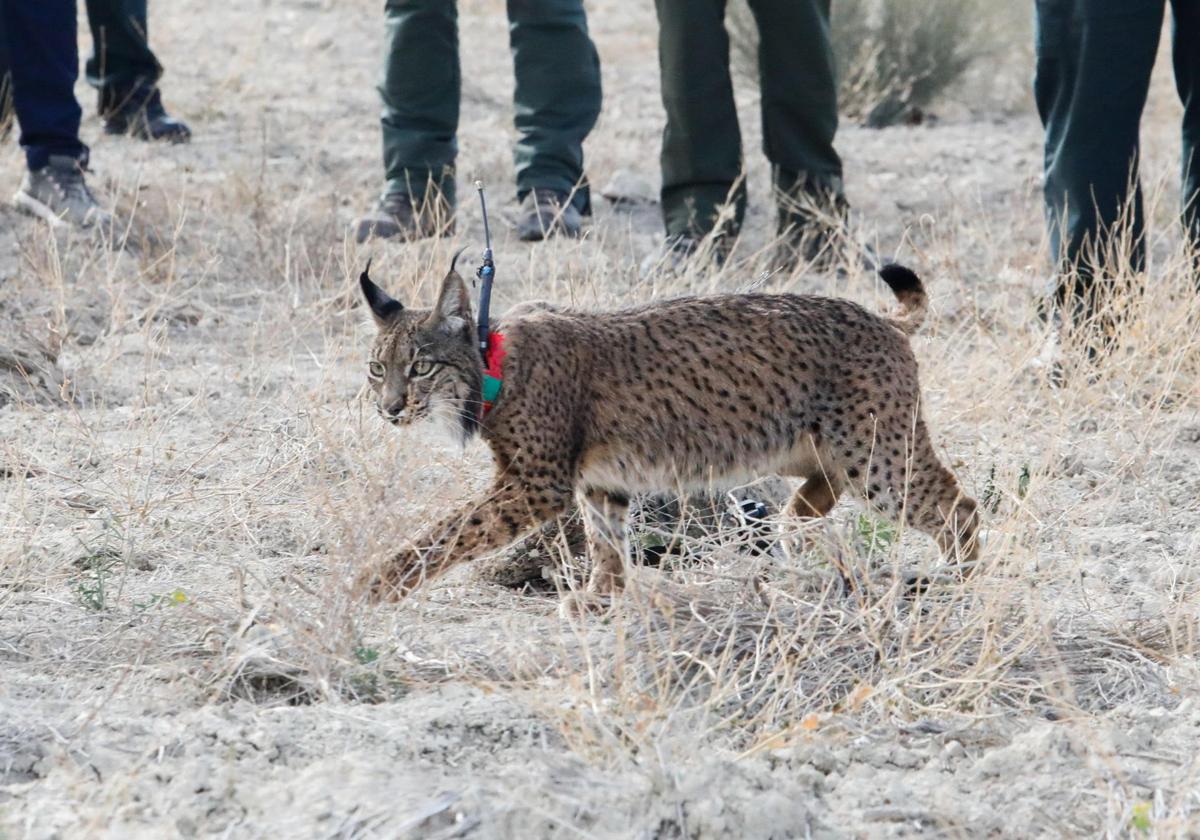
[360,260,404,326]
[430,267,473,335]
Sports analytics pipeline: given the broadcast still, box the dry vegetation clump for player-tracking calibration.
[2,1,1200,836]
[728,0,1031,126]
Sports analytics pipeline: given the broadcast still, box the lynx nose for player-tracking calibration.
[383,396,407,421]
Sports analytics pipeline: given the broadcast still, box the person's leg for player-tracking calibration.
[748,0,844,236]
[83,0,188,142]
[4,0,110,229]
[507,0,601,216]
[654,0,744,242]
[84,0,160,115]
[380,0,459,208]
[1034,0,1164,315]
[1172,0,1200,255]
[3,0,86,170]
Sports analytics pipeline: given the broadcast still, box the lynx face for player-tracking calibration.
[360,265,483,443]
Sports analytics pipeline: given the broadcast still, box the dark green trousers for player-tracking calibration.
[654,0,843,239]
[84,0,163,115]
[1036,0,1200,290]
[380,0,602,213]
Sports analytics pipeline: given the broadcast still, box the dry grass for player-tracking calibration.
[1,1,1199,837]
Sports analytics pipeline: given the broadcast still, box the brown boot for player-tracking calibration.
[516,189,582,242]
[352,191,454,243]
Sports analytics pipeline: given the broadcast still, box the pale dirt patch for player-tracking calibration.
[2,2,1199,837]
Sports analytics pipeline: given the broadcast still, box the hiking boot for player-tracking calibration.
[516,189,582,241]
[773,222,841,272]
[638,233,730,278]
[103,86,191,144]
[352,191,453,243]
[13,155,113,230]
[769,220,880,276]
[1032,272,1129,386]
[771,172,859,273]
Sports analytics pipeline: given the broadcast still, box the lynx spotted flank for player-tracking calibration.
[356,260,979,612]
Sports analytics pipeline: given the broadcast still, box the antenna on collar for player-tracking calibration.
[474,180,495,355]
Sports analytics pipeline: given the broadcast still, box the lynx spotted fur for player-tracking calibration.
[357,261,979,611]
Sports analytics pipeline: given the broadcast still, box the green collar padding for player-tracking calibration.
[482,373,503,403]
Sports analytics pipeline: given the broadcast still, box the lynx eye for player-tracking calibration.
[410,359,437,377]
[368,361,385,379]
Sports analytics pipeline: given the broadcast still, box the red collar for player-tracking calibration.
[480,331,506,417]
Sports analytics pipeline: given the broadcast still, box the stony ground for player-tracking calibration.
[2,2,1199,838]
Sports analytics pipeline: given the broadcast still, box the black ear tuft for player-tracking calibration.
[360,260,404,325]
[449,246,470,276]
[430,266,473,333]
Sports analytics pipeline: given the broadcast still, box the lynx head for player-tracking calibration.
[360,258,483,443]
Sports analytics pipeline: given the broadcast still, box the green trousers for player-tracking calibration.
[1036,0,1200,290]
[380,0,601,213]
[653,0,843,239]
[84,0,163,115]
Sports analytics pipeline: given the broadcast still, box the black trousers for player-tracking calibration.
[0,0,86,169]
[653,0,843,239]
[379,0,602,212]
[1036,0,1200,286]
[84,0,164,115]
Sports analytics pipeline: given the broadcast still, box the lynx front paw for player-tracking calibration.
[354,549,423,604]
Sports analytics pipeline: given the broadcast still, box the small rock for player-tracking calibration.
[600,170,656,206]
[942,740,966,761]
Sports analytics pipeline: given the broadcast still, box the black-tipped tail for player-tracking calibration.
[877,263,927,335]
[879,263,921,294]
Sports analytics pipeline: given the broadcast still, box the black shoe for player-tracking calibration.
[772,174,858,273]
[639,233,731,278]
[516,189,582,241]
[104,86,191,144]
[351,191,455,243]
[1034,273,1127,387]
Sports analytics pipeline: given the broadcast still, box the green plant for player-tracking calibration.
[1130,801,1152,833]
[1017,463,1032,499]
[75,572,109,612]
[855,512,897,555]
[980,464,1001,514]
[73,548,122,612]
[133,589,189,611]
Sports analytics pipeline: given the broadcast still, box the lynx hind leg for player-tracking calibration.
[781,437,844,518]
[560,487,631,617]
[779,440,846,558]
[838,417,980,566]
[907,468,979,564]
[786,470,845,520]
[885,424,979,565]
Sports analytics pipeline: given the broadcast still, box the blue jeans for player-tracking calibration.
[0,0,86,170]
